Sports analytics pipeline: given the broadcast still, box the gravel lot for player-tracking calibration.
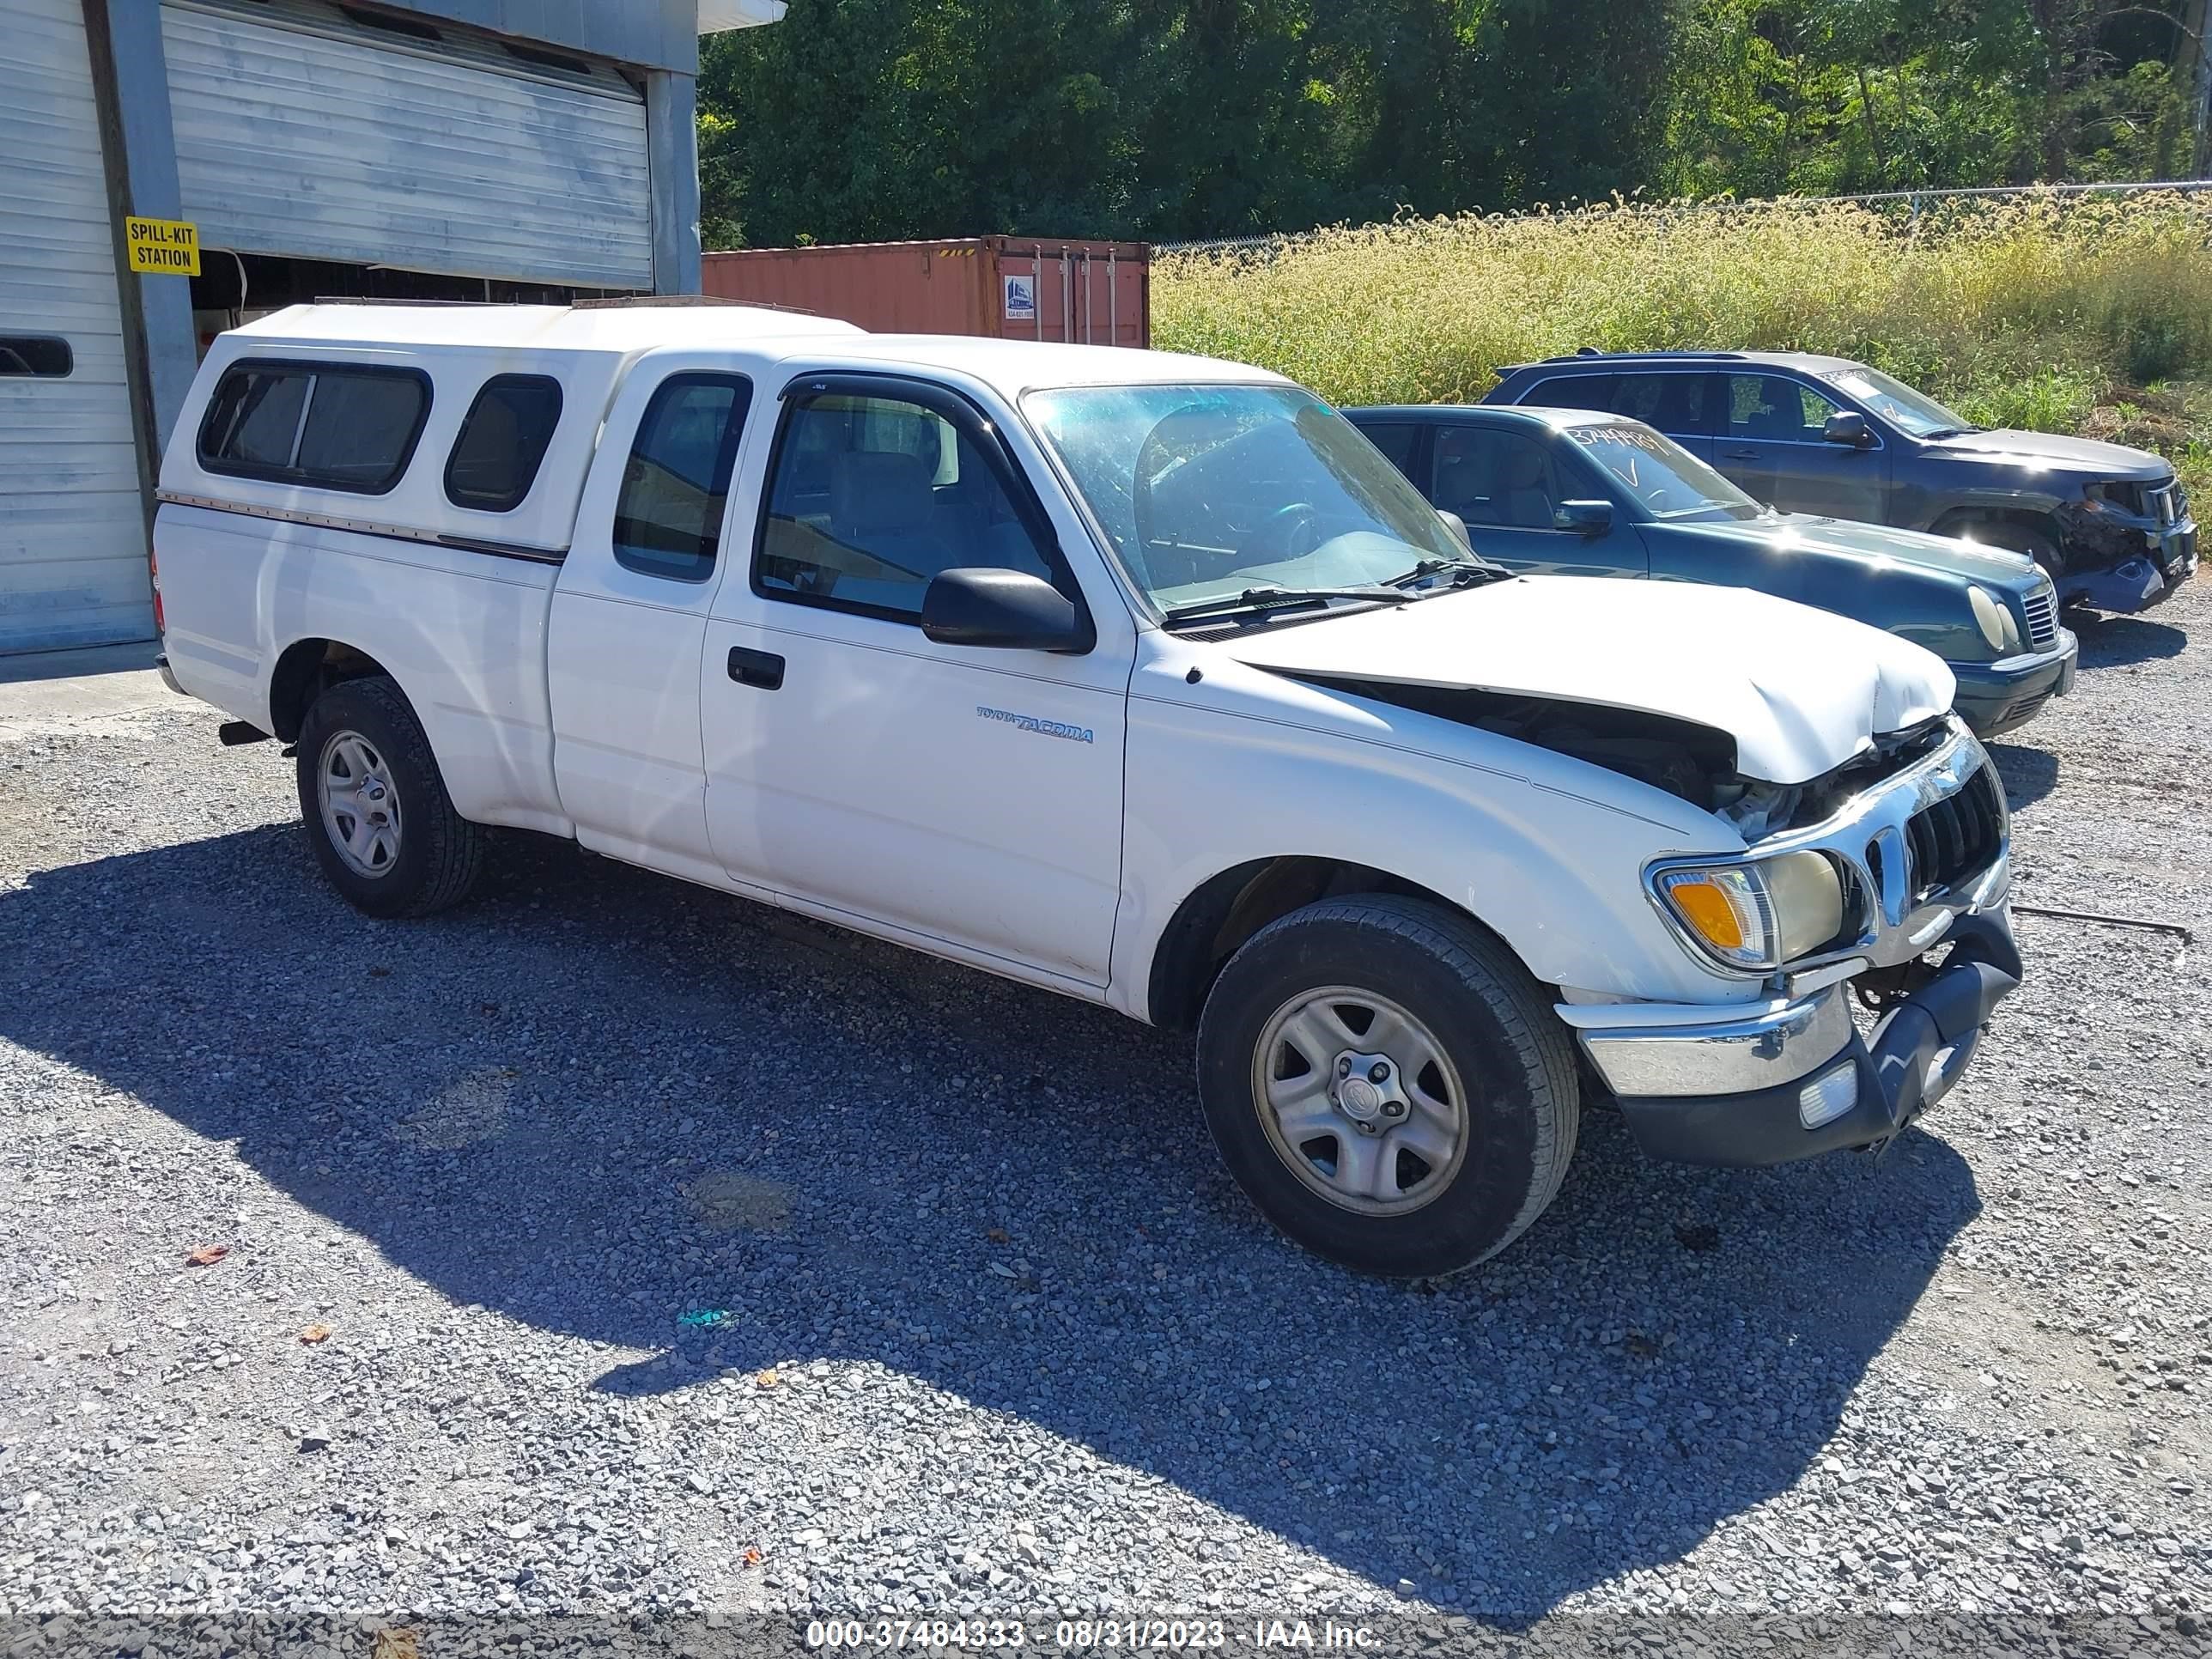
[1,590,2208,1656]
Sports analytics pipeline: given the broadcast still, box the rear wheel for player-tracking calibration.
[1195,893,1580,1276]
[295,676,483,917]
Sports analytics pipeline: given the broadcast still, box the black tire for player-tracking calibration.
[1984,526,2062,586]
[295,675,483,918]
[1195,892,1580,1277]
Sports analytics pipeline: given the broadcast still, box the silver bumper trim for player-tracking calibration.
[1565,984,1855,1098]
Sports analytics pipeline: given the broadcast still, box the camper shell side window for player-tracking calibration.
[444,374,566,514]
[196,357,433,495]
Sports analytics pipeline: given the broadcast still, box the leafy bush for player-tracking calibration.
[1153,192,2212,453]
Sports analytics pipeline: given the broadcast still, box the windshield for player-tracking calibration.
[1023,383,1476,613]
[1817,365,1974,438]
[1565,422,1764,520]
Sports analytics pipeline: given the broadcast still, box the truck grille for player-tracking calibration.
[2151,480,2181,525]
[2021,582,2059,650]
[1905,766,2005,901]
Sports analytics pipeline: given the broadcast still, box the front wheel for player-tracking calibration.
[1195,893,1580,1276]
[295,676,483,917]
[1982,526,2062,586]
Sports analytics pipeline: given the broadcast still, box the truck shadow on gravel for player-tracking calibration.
[0,823,1983,1621]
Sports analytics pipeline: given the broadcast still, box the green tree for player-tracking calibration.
[1658,0,2191,198]
[696,0,2197,250]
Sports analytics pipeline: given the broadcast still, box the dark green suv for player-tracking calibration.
[1483,349,2196,614]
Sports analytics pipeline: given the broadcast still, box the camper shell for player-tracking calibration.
[163,301,869,559]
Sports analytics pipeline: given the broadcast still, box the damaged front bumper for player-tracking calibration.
[2054,504,2197,612]
[1561,718,2022,1165]
[1565,909,2021,1166]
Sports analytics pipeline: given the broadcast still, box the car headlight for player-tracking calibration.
[1653,851,1846,972]
[1967,586,2021,654]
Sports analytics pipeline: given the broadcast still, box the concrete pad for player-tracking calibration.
[0,641,191,741]
[0,641,159,685]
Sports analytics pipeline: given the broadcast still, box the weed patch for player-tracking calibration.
[1156,193,2212,487]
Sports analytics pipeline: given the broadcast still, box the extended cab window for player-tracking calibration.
[197,361,430,493]
[611,374,753,581]
[445,374,563,513]
[756,387,1054,622]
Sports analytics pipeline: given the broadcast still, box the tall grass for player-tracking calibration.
[1152,193,2212,444]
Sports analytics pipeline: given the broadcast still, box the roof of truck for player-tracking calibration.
[228,302,1283,396]
[807,333,1285,392]
[230,300,870,351]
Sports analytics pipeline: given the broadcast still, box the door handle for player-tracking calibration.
[1721,447,1760,460]
[726,646,785,690]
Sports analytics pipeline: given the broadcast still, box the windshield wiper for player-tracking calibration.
[1389,556,1510,591]
[1160,585,1413,629]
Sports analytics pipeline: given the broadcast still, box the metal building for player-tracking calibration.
[0,0,781,656]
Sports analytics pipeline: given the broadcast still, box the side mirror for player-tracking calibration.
[1556,499,1613,537]
[1437,508,1472,550]
[1824,411,1874,448]
[921,568,1094,653]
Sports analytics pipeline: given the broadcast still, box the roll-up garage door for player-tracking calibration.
[0,0,154,653]
[162,0,654,291]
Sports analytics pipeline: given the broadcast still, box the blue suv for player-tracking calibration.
[1484,350,2196,613]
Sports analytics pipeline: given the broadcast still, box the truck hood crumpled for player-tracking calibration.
[1218,575,1957,787]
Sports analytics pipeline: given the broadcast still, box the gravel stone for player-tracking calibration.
[2,594,2210,1654]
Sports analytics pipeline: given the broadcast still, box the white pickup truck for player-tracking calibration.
[153,301,2023,1277]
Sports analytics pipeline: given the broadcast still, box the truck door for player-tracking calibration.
[700,372,1130,988]
[548,363,757,883]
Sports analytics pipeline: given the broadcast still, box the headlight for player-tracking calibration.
[1653,851,1846,972]
[1967,586,2020,653]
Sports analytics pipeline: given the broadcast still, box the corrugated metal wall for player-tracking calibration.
[163,0,656,290]
[0,0,155,654]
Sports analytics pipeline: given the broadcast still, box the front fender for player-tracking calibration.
[1109,653,1753,1023]
[1900,481,2071,533]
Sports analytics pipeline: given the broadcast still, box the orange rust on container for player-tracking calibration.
[701,236,1150,348]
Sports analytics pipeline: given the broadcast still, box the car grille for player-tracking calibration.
[2022,582,2059,650]
[2150,480,2182,525]
[1905,765,2006,901]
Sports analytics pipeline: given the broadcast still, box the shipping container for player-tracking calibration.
[701,236,1149,347]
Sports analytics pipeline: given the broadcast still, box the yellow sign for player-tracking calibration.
[125,216,200,276]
